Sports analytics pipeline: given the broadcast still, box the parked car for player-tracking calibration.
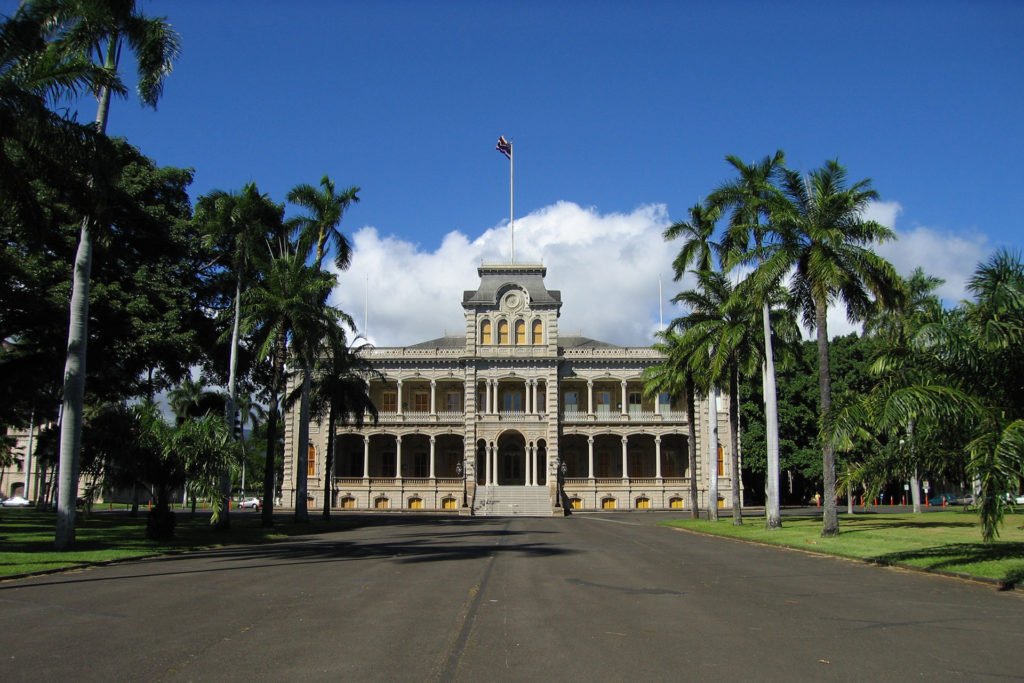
[1,495,31,507]
[954,494,975,505]
[1002,493,1024,505]
[238,497,261,509]
[927,493,958,506]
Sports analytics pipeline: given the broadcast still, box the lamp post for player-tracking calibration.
[456,461,467,508]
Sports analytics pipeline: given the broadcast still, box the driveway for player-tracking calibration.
[1,512,1021,681]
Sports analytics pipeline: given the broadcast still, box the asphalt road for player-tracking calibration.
[2,512,1022,681]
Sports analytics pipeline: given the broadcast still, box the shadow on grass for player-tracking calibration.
[873,542,1024,586]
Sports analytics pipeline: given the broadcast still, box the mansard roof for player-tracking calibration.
[406,335,466,350]
[557,336,619,350]
[462,263,562,307]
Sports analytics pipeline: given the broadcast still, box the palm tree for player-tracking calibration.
[663,203,726,518]
[672,270,765,524]
[0,2,119,226]
[287,175,360,271]
[195,183,283,527]
[285,175,359,522]
[241,250,343,526]
[304,336,379,520]
[643,329,700,517]
[708,150,787,529]
[863,268,944,513]
[43,0,180,549]
[761,159,902,536]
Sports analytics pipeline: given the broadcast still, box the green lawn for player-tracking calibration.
[662,510,1024,587]
[0,508,359,578]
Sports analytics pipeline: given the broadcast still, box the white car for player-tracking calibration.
[1,496,31,507]
[238,497,261,509]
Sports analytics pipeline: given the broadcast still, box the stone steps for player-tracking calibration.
[474,485,553,517]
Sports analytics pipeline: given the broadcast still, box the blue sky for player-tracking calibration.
[7,0,1023,345]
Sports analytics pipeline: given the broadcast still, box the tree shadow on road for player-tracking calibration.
[0,516,573,590]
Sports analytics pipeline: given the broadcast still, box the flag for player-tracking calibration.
[496,136,511,160]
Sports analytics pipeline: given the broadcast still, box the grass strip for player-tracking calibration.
[0,508,362,578]
[661,510,1024,587]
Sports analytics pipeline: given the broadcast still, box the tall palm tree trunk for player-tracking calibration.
[815,297,839,536]
[707,387,719,522]
[261,331,285,527]
[762,301,782,529]
[729,364,742,525]
[908,420,922,513]
[322,405,336,521]
[686,374,699,518]
[216,276,244,531]
[55,56,114,550]
[294,369,312,522]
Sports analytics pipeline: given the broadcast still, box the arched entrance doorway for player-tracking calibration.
[496,431,526,485]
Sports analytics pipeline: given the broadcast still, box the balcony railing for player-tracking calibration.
[559,410,689,423]
[371,411,465,424]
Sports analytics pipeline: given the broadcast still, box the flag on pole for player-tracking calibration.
[496,135,512,160]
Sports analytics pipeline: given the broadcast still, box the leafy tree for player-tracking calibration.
[760,159,902,536]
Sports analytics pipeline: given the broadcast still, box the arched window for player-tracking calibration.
[514,320,525,345]
[481,320,491,345]
[497,320,509,344]
[307,443,316,477]
[532,319,543,345]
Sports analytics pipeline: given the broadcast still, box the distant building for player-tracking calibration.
[282,262,735,515]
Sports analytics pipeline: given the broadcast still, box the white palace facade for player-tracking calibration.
[281,263,736,516]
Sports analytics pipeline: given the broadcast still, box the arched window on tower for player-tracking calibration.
[481,320,491,345]
[498,320,509,344]
[514,320,525,345]
[532,319,543,345]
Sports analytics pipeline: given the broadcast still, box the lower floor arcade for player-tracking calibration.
[300,428,723,513]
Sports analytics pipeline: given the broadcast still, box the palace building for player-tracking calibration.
[281,262,735,515]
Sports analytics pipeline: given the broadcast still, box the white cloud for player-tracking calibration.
[329,198,993,350]
[330,201,675,347]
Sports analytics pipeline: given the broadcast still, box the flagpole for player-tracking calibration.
[509,139,514,263]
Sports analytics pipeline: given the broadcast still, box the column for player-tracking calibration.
[621,436,629,481]
[489,442,497,485]
[362,435,370,480]
[428,436,436,479]
[484,439,491,485]
[527,442,534,486]
[395,435,403,480]
[429,380,437,416]
[587,380,594,416]
[484,380,491,414]
[655,436,662,479]
[621,380,628,416]
[494,380,501,414]
[396,380,404,415]
[533,381,540,415]
[526,380,533,414]
[587,436,595,480]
